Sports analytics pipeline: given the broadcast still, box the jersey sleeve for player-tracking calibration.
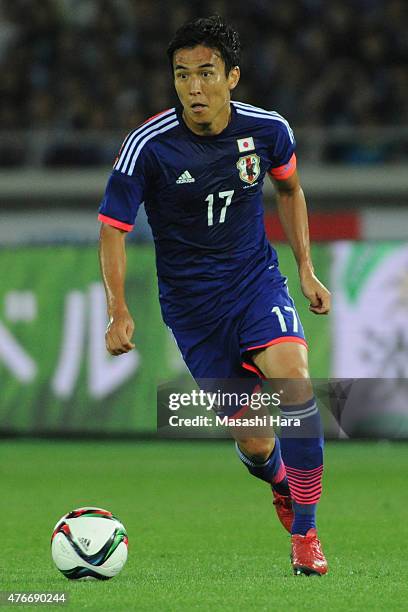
[98,140,150,232]
[267,119,297,181]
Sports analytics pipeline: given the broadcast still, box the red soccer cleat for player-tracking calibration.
[291,528,328,576]
[271,488,294,533]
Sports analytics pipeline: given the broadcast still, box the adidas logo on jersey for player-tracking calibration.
[176,170,195,184]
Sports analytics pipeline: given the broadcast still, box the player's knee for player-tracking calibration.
[237,437,275,461]
[280,365,313,403]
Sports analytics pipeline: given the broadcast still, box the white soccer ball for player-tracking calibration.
[51,507,128,580]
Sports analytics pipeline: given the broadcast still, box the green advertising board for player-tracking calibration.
[0,244,330,434]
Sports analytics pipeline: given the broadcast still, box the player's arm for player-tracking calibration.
[99,223,135,355]
[98,130,149,354]
[269,169,331,315]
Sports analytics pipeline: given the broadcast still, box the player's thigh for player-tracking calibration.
[252,342,313,403]
[238,277,312,402]
[252,341,309,378]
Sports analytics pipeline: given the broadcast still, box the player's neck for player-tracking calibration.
[182,103,231,136]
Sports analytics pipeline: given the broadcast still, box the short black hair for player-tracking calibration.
[167,15,241,76]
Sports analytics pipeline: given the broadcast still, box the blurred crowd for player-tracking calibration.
[0,0,407,164]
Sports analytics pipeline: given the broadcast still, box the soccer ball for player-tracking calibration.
[51,507,128,580]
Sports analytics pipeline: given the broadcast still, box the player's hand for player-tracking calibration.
[300,270,331,315]
[105,309,135,356]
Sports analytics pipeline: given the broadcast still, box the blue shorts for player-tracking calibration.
[167,271,307,414]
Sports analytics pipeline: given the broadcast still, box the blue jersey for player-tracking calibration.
[99,101,297,327]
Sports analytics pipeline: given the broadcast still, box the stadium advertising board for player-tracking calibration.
[6,243,407,436]
[332,242,408,378]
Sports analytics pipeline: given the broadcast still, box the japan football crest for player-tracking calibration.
[236,154,260,184]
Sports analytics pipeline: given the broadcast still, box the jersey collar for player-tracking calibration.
[176,103,237,140]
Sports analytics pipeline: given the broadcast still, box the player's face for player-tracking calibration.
[173,45,240,135]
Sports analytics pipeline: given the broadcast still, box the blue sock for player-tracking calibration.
[235,437,290,496]
[279,397,324,535]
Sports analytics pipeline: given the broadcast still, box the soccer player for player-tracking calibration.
[98,16,330,576]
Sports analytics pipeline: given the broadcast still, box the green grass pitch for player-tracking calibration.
[1,440,407,610]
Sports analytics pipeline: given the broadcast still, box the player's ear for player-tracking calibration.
[228,66,240,91]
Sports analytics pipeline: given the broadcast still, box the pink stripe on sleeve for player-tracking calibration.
[98,214,134,232]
